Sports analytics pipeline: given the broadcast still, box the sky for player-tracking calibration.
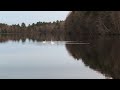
[0,11,70,25]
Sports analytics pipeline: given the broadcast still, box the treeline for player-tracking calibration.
[2,11,120,36]
[0,20,64,34]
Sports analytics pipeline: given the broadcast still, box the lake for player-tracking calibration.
[0,34,107,79]
[1,34,119,79]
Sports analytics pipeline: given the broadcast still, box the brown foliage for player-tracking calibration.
[65,11,120,36]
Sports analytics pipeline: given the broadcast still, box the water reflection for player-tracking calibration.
[0,33,65,43]
[0,34,105,79]
[0,33,120,79]
[65,35,120,79]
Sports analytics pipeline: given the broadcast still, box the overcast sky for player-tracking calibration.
[0,11,70,25]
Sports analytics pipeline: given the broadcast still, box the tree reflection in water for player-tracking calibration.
[1,33,120,79]
[65,35,120,79]
[0,33,65,43]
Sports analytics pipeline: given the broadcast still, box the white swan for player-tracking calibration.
[51,41,55,45]
[42,41,46,44]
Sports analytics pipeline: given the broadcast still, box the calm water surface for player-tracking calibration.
[0,38,106,79]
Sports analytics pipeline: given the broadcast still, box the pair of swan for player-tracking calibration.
[42,41,55,45]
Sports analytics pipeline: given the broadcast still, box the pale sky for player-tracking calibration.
[0,11,70,25]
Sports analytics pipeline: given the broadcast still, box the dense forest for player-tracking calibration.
[0,20,64,34]
[65,11,120,37]
[1,11,120,35]
[1,11,120,37]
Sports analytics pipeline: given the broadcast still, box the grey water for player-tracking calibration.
[0,38,106,79]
